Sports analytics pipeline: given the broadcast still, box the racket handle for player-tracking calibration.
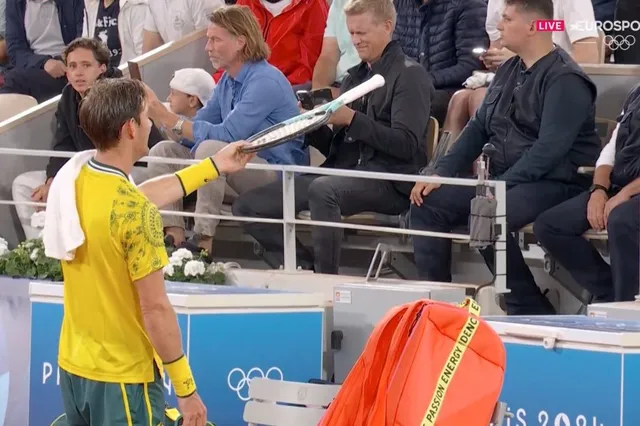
[337,74,385,105]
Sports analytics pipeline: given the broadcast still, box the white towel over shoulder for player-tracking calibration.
[43,150,96,261]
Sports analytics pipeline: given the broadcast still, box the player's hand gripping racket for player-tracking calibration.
[239,74,386,153]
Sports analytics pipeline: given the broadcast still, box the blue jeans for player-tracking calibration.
[410,180,582,315]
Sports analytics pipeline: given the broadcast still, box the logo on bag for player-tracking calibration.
[227,367,283,401]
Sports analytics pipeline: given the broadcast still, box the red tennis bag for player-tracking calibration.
[319,298,506,426]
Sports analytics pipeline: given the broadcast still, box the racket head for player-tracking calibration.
[239,110,330,153]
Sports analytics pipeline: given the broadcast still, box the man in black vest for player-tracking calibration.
[409,0,601,315]
[534,86,640,303]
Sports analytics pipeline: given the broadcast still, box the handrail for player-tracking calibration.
[0,147,509,294]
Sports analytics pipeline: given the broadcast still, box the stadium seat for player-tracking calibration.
[0,94,38,122]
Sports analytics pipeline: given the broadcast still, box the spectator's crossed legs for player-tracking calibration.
[534,192,640,302]
[233,174,409,274]
[410,180,583,315]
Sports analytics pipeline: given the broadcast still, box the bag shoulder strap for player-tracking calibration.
[421,298,481,426]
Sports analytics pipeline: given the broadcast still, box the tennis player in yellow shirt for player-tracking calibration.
[56,78,254,426]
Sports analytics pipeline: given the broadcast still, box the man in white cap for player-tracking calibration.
[164,68,216,147]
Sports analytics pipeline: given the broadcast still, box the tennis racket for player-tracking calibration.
[239,74,386,153]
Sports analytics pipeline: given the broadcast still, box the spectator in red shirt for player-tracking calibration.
[236,0,327,88]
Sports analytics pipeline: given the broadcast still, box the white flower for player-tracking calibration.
[30,248,40,261]
[171,248,193,262]
[207,262,224,274]
[30,211,46,229]
[169,256,184,266]
[183,260,206,277]
[163,263,175,276]
[25,241,34,249]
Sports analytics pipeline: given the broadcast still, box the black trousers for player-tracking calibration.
[232,173,409,274]
[0,68,67,103]
[410,180,582,315]
[534,191,640,302]
[614,0,640,64]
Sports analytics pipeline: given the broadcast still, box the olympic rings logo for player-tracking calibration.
[227,367,284,401]
[604,35,636,51]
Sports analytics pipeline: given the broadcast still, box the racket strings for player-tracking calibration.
[249,113,327,147]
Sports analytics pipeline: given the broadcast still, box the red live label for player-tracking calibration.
[536,20,565,31]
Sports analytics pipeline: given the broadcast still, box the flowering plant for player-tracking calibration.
[163,248,228,285]
[0,237,63,281]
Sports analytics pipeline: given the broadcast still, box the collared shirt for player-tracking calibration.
[324,0,360,82]
[191,59,308,166]
[24,0,66,57]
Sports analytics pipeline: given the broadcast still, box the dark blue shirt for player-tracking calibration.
[191,60,309,166]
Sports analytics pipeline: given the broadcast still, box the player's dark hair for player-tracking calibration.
[504,0,553,20]
[63,37,111,67]
[79,79,146,151]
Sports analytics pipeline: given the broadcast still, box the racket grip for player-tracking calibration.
[337,74,385,105]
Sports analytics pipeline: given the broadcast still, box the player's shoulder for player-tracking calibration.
[109,183,163,245]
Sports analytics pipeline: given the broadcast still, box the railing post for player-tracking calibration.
[494,180,509,294]
[282,169,297,271]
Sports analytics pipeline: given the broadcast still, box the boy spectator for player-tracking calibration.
[1,0,84,102]
[162,67,216,146]
[11,38,163,239]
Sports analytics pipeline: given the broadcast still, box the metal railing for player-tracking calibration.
[0,147,509,293]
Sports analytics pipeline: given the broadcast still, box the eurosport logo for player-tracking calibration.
[570,20,640,33]
[604,35,636,51]
[227,367,284,401]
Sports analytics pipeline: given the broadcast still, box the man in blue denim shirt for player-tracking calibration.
[144,5,308,255]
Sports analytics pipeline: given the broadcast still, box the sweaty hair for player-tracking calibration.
[504,0,553,20]
[208,5,270,62]
[343,0,397,30]
[63,37,111,67]
[79,79,146,151]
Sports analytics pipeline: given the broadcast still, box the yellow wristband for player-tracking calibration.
[175,158,219,196]
[164,355,197,397]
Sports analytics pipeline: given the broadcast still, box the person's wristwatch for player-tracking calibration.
[589,184,608,196]
[172,117,185,136]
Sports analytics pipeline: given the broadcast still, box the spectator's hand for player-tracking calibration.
[328,106,355,127]
[212,141,256,175]
[44,59,67,78]
[31,179,52,212]
[586,190,607,231]
[177,391,207,426]
[297,101,309,114]
[481,48,515,71]
[410,175,441,206]
[604,190,630,227]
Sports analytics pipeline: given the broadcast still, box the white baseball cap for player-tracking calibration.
[169,68,216,106]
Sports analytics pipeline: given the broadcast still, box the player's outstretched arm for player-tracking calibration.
[138,141,255,208]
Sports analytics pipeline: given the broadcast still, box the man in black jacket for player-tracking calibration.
[534,85,640,303]
[233,0,434,274]
[409,0,601,315]
[11,37,163,239]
